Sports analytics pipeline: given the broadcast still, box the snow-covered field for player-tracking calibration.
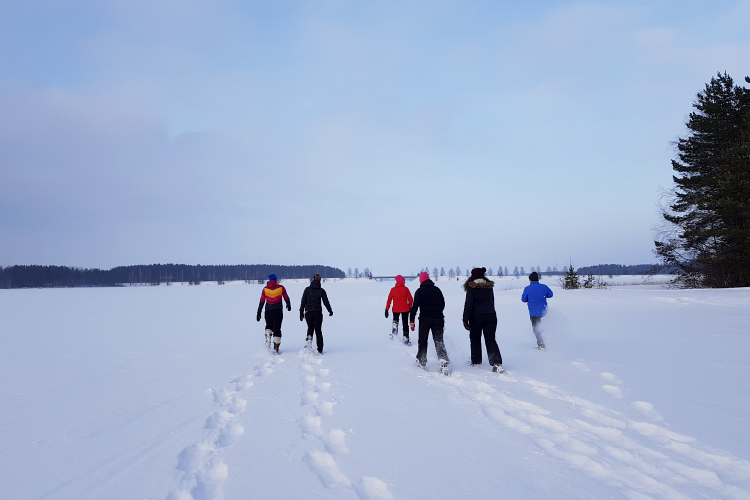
[2,279,749,500]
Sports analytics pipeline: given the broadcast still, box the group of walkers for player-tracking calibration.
[255,267,554,373]
[256,273,332,354]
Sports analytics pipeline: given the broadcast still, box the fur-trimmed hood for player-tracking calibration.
[464,277,494,291]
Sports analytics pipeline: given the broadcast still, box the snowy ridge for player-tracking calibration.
[167,350,283,500]
[418,359,750,500]
[298,348,394,500]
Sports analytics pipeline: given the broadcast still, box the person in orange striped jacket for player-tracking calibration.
[256,273,291,353]
[385,275,414,345]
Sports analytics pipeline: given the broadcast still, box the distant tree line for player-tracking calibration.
[655,72,750,288]
[0,264,345,289]
[575,264,674,276]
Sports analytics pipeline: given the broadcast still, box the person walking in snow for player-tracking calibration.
[300,274,333,354]
[521,271,553,350]
[409,272,450,371]
[256,273,291,353]
[463,267,503,371]
[385,274,413,345]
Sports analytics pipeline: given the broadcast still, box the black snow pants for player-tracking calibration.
[392,311,409,337]
[469,313,502,366]
[305,310,324,353]
[417,317,449,364]
[265,309,283,338]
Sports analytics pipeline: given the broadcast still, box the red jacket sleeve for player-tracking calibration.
[259,288,267,304]
[386,289,394,310]
[406,288,413,309]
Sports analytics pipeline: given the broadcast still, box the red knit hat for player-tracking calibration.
[395,275,405,283]
[419,272,430,283]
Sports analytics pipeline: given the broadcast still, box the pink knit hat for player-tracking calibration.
[395,275,405,283]
[419,272,430,283]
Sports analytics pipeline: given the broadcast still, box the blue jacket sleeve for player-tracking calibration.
[521,288,529,303]
[545,285,553,298]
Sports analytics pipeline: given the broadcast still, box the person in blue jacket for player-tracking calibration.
[521,271,553,350]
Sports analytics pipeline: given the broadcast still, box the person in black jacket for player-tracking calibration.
[409,272,450,369]
[463,267,503,371]
[299,274,333,354]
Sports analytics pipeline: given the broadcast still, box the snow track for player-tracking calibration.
[420,361,750,499]
[167,350,283,500]
[297,348,394,500]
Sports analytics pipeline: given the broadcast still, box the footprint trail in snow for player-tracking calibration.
[298,348,394,500]
[421,360,750,500]
[166,350,283,500]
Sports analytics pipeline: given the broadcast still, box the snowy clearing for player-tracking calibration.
[1,280,749,499]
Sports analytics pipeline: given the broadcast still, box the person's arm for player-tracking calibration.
[438,288,445,313]
[462,289,474,322]
[406,288,413,310]
[546,286,554,298]
[283,286,291,311]
[409,289,421,323]
[257,288,266,320]
[385,289,394,311]
[299,288,308,320]
[521,287,529,303]
[322,289,333,315]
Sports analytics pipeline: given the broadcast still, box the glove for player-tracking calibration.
[300,311,304,321]
[329,311,333,316]
[256,312,261,322]
[385,309,389,318]
[286,304,291,312]
[409,322,415,331]
[463,320,471,331]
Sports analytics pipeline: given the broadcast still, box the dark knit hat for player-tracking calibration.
[529,272,539,281]
[470,267,486,279]
[267,273,277,281]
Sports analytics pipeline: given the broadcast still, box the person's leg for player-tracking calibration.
[400,312,409,337]
[432,322,449,365]
[530,317,544,347]
[469,319,484,364]
[263,313,273,346]
[482,316,502,366]
[305,313,315,345]
[314,311,324,353]
[272,310,283,351]
[416,320,430,365]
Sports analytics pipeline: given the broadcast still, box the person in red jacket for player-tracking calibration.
[256,273,291,353]
[385,275,414,345]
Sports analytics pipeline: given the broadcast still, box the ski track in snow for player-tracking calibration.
[417,358,750,500]
[166,349,283,500]
[298,348,394,500]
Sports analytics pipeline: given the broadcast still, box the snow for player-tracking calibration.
[1,280,749,499]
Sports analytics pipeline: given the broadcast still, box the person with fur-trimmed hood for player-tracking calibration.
[385,275,413,345]
[300,274,333,354]
[409,272,450,368]
[463,267,503,370]
[256,273,291,353]
[521,271,553,350]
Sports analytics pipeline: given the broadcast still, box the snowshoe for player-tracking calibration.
[537,344,546,351]
[305,337,313,349]
[403,337,412,346]
[391,322,398,335]
[492,364,506,374]
[440,361,451,376]
[416,358,427,370]
[264,329,272,347]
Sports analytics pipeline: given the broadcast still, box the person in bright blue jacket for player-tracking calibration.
[521,271,553,350]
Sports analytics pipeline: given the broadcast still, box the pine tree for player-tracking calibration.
[656,72,750,287]
[562,264,581,290]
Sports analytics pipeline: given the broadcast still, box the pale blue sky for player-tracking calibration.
[1,1,749,274]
